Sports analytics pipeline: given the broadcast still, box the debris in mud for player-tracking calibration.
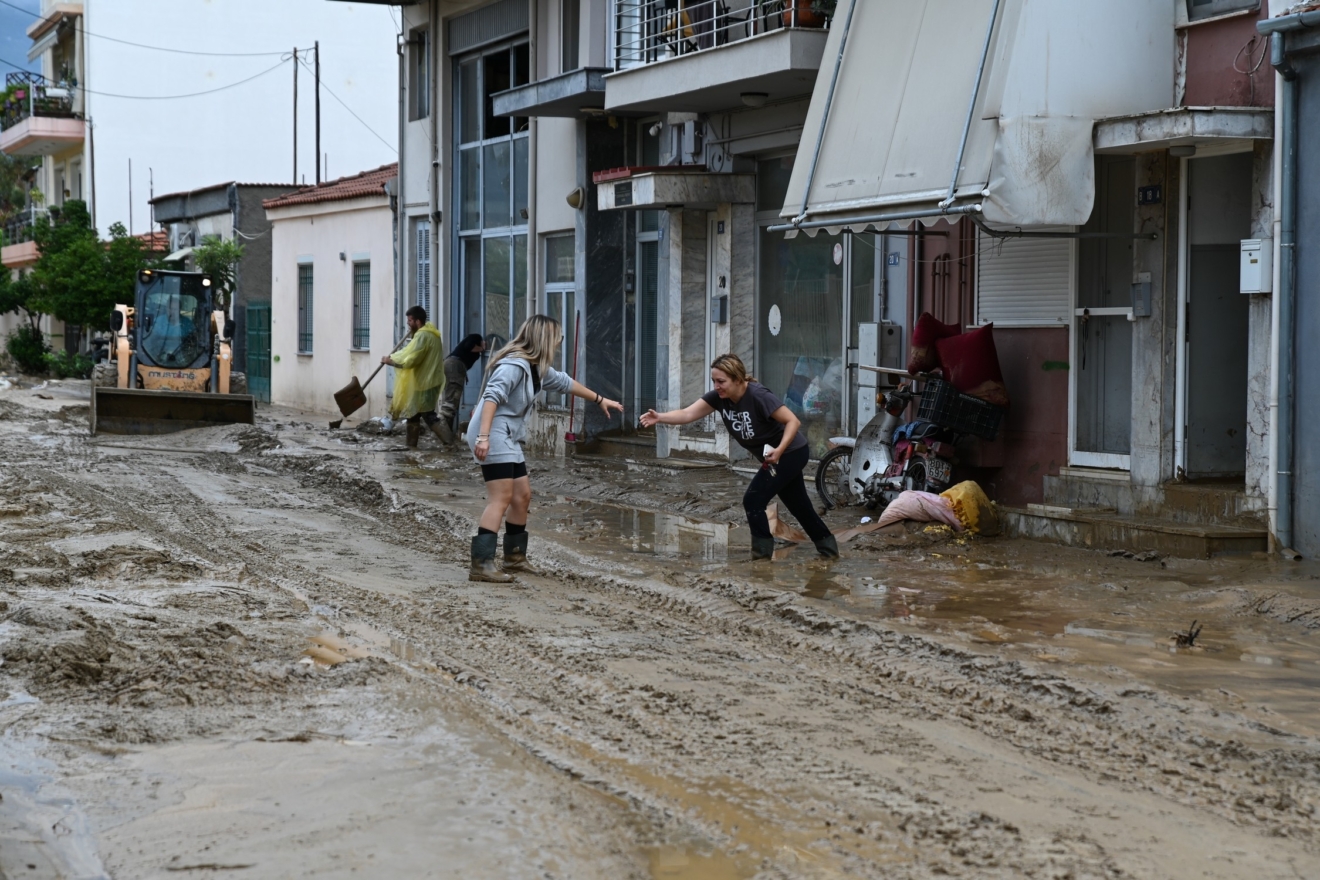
[1172,619,1204,648]
[235,426,281,453]
[1108,548,1164,562]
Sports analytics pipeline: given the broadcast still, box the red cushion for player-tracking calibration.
[935,323,1010,407]
[907,312,961,375]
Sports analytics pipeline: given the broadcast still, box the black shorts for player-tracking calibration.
[480,461,528,482]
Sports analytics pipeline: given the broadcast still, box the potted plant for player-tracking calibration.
[783,0,835,28]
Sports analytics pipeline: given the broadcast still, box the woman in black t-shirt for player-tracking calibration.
[641,354,838,560]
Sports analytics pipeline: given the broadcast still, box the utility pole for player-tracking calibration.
[128,158,133,237]
[315,41,321,185]
[292,48,298,185]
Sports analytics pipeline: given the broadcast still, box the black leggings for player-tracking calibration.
[743,444,832,542]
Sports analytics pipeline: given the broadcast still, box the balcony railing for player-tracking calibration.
[2,72,78,133]
[613,0,831,70]
[3,206,46,247]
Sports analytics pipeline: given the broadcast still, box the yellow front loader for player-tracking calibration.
[91,269,256,434]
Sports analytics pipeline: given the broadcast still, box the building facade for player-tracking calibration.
[264,164,400,419]
[348,0,1297,555]
[149,182,295,400]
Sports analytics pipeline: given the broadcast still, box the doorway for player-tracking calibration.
[1071,155,1135,470]
[245,301,271,403]
[1179,151,1252,478]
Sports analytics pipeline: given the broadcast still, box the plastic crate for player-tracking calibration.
[916,377,1005,441]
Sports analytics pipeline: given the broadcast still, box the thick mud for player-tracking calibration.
[2,381,1319,878]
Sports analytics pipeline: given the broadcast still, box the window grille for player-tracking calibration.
[352,262,371,349]
[297,263,314,354]
[415,221,431,313]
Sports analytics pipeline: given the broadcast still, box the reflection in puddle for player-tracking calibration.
[550,501,732,562]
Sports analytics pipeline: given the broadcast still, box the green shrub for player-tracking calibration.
[44,349,92,379]
[5,326,49,375]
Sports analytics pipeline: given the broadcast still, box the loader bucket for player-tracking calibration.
[91,387,256,435]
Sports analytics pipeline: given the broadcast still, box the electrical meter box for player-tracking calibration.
[1240,239,1272,294]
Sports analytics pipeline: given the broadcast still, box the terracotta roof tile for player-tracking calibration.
[263,163,398,210]
[135,229,170,252]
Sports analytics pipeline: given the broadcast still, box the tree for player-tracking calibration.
[0,270,42,331]
[193,235,244,312]
[0,145,40,226]
[29,200,152,333]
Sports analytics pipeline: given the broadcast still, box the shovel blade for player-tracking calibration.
[334,377,368,417]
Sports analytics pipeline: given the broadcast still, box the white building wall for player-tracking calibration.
[267,197,396,418]
[535,117,578,237]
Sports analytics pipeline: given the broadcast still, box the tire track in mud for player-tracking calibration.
[10,418,1319,878]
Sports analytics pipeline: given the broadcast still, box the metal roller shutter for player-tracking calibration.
[975,230,1074,327]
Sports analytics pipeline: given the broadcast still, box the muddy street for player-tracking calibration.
[1,382,1318,879]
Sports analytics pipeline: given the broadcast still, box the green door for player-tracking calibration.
[246,301,271,403]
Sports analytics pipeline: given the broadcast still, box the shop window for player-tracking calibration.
[454,39,531,349]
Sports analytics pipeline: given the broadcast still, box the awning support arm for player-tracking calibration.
[789,0,859,228]
[940,0,1002,210]
[769,203,984,234]
[971,215,1157,241]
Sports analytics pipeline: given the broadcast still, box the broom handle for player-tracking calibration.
[361,334,413,391]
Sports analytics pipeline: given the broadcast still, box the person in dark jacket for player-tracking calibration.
[641,353,838,561]
[439,333,486,438]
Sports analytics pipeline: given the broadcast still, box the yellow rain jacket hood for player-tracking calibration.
[389,322,445,420]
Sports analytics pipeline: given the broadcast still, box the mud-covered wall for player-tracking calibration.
[977,327,1069,506]
[1182,5,1275,107]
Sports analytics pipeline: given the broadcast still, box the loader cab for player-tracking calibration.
[135,270,213,370]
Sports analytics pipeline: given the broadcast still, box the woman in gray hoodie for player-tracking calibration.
[465,315,623,582]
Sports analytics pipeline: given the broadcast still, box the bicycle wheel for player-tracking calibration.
[815,446,857,510]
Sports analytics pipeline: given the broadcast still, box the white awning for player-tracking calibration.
[164,247,193,263]
[778,0,1175,233]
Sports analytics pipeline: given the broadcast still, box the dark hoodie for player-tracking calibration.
[448,333,485,370]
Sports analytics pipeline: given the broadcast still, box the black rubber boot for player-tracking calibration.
[405,421,421,448]
[429,420,456,444]
[814,535,840,558]
[503,531,541,575]
[469,534,514,583]
[751,536,777,560]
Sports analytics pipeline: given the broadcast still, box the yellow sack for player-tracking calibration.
[940,480,1000,536]
[389,322,445,420]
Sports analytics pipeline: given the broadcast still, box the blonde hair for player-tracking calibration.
[709,353,754,384]
[488,314,563,375]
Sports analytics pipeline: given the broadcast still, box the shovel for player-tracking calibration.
[333,335,409,418]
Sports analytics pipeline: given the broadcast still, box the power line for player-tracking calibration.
[77,28,295,59]
[0,0,302,58]
[0,53,291,100]
[297,55,396,154]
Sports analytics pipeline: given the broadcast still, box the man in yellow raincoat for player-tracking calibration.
[383,305,452,447]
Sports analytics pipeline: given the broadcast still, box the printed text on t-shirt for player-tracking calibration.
[724,409,754,439]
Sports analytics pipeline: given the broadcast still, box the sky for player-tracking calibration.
[4,0,402,235]
[0,0,41,75]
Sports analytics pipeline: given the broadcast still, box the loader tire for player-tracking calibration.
[92,361,118,388]
[228,372,248,396]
